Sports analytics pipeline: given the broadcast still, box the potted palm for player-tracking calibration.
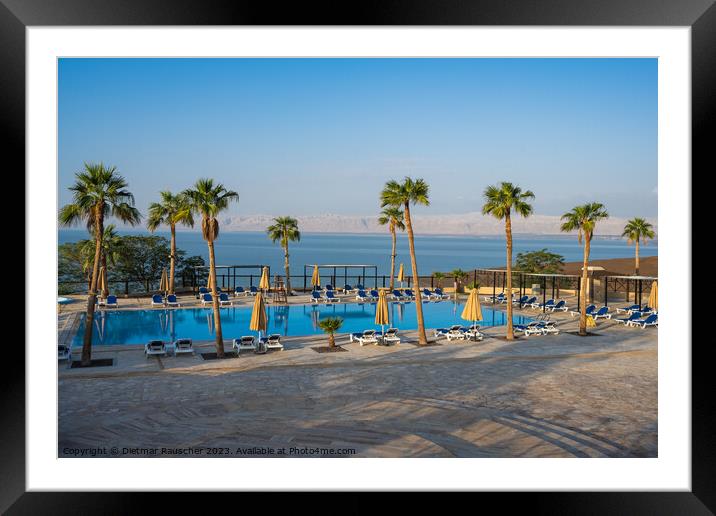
[317,317,344,351]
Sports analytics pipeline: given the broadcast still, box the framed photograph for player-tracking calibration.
[7,0,712,511]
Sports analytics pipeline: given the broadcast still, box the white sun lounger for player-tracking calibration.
[145,340,167,357]
[380,328,401,345]
[172,338,194,356]
[263,334,283,350]
[233,336,256,354]
[58,344,71,361]
[351,330,378,346]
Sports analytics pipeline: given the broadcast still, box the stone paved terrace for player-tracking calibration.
[58,298,657,458]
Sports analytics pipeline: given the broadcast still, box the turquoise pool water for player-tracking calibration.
[71,301,533,347]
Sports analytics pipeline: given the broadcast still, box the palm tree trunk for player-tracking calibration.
[328,332,335,348]
[207,238,225,357]
[389,225,396,291]
[505,212,514,340]
[283,242,292,294]
[404,203,428,345]
[169,223,176,295]
[579,235,591,336]
[635,240,640,276]
[101,252,109,299]
[81,208,104,365]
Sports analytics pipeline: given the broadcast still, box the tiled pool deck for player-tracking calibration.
[58,294,657,458]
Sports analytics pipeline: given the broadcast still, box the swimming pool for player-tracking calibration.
[71,301,534,347]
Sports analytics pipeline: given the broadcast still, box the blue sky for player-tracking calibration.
[58,58,657,218]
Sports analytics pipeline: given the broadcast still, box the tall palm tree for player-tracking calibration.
[381,177,430,345]
[622,217,655,275]
[59,163,141,365]
[482,182,535,340]
[560,202,609,336]
[147,191,195,294]
[266,216,301,295]
[433,271,445,289]
[377,207,405,291]
[183,179,239,357]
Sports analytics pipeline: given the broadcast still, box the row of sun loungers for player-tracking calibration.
[433,324,484,341]
[349,328,401,346]
[141,334,285,358]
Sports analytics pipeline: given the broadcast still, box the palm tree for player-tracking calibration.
[482,182,535,340]
[433,271,445,289]
[381,177,430,345]
[377,207,405,291]
[622,217,655,275]
[59,163,141,365]
[183,179,239,357]
[450,268,469,298]
[147,191,195,294]
[317,317,344,348]
[561,202,609,336]
[80,224,123,298]
[266,216,301,295]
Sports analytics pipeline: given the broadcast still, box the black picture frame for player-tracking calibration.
[4,0,710,512]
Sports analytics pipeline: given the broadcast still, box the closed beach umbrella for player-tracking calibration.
[311,264,321,289]
[159,267,169,295]
[259,266,270,291]
[97,266,107,297]
[647,281,658,311]
[397,263,404,283]
[461,287,483,328]
[375,288,390,336]
[250,291,268,340]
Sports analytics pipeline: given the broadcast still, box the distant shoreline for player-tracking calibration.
[58,228,656,241]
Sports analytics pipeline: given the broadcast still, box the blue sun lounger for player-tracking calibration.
[356,290,371,301]
[151,294,165,307]
[570,304,596,317]
[311,291,323,303]
[433,288,449,299]
[370,290,380,300]
[166,294,180,307]
[201,293,213,306]
[391,290,407,301]
[614,312,642,325]
[592,306,612,320]
[324,290,340,303]
[234,286,246,297]
[626,313,658,328]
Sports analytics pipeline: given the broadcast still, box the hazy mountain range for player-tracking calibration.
[203,213,657,237]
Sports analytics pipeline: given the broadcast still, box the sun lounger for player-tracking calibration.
[433,288,449,299]
[433,325,463,339]
[421,288,437,300]
[615,304,640,314]
[234,286,246,297]
[592,306,612,320]
[58,344,71,361]
[369,290,380,301]
[197,287,209,299]
[324,284,334,292]
[391,290,407,301]
[356,290,371,302]
[151,294,165,307]
[219,293,233,306]
[100,295,118,308]
[514,321,547,337]
[262,334,283,350]
[446,328,468,341]
[165,294,180,307]
[548,300,568,312]
[145,340,166,357]
[463,324,484,341]
[513,295,529,306]
[519,296,537,308]
[404,289,417,300]
[351,329,378,346]
[323,290,340,303]
[532,298,555,310]
[173,338,194,356]
[248,286,259,296]
[614,312,642,325]
[381,327,401,345]
[201,293,213,306]
[626,314,658,328]
[343,284,356,294]
[233,336,256,354]
[311,291,323,303]
[570,304,596,317]
[355,284,365,291]
[632,306,655,316]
